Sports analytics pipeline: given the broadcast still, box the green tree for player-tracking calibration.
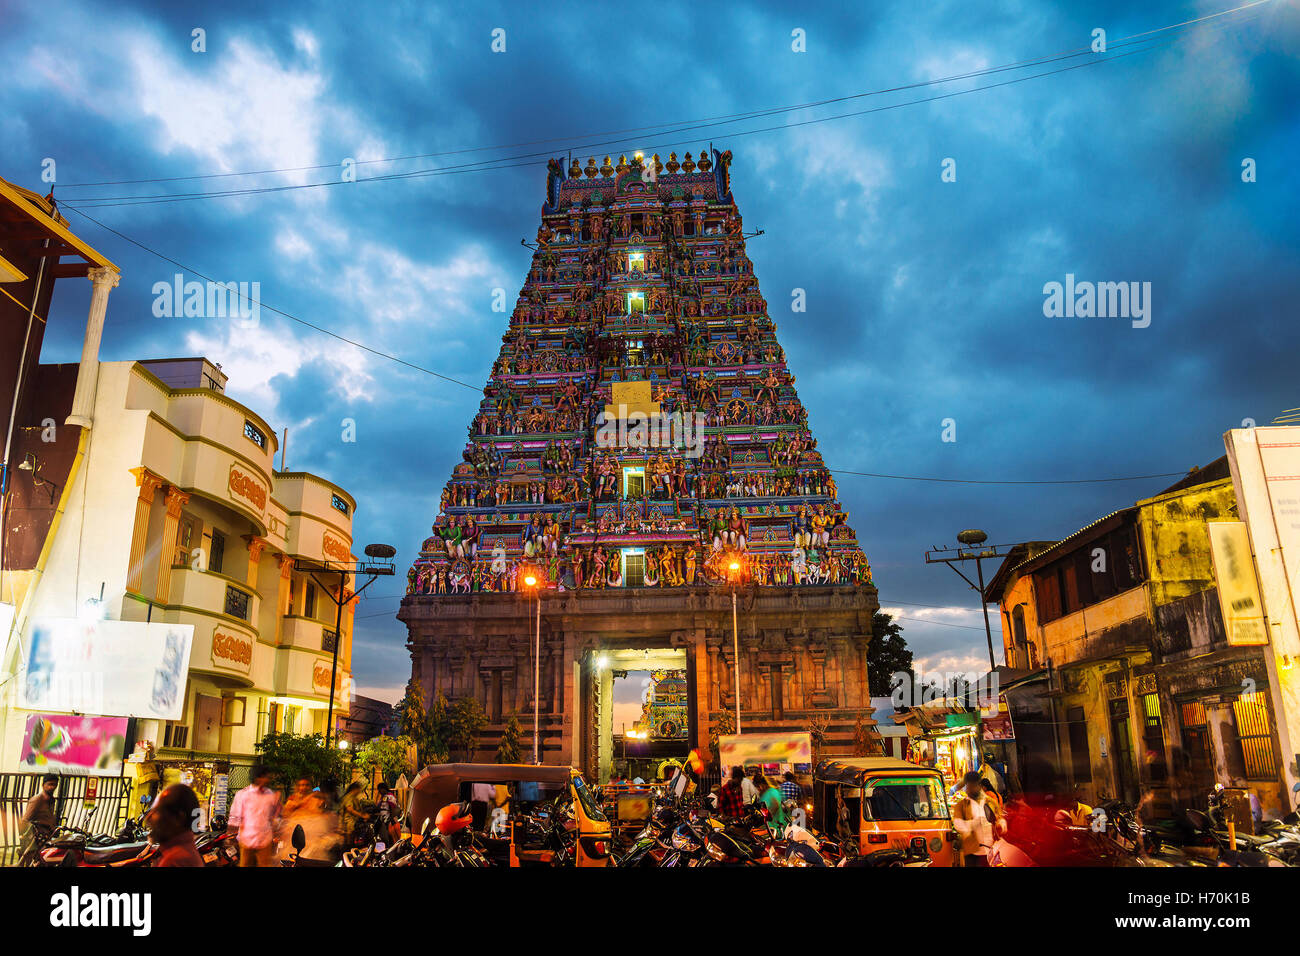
[254,732,348,792]
[496,714,523,764]
[394,681,449,767]
[354,734,415,785]
[867,611,914,697]
[447,697,488,761]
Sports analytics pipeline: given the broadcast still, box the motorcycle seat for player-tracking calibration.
[82,842,150,864]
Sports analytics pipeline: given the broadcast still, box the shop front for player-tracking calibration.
[895,704,980,788]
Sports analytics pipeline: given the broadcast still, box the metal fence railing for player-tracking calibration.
[0,772,132,867]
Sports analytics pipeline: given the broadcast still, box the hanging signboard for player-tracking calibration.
[19,714,128,776]
[1208,520,1271,646]
[981,695,1016,741]
[20,619,193,720]
[718,732,812,775]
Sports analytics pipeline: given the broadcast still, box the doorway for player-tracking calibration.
[1109,698,1138,804]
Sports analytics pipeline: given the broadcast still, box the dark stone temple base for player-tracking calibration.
[400,583,879,776]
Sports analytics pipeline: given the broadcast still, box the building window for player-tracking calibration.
[305,582,316,619]
[1230,696,1278,780]
[627,252,645,274]
[1066,706,1091,783]
[331,494,350,516]
[622,550,645,587]
[244,420,267,449]
[224,584,250,620]
[626,292,645,315]
[210,530,226,575]
[163,723,189,748]
[175,515,196,568]
[323,628,338,653]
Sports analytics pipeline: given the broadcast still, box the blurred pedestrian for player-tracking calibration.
[18,774,59,863]
[741,768,759,805]
[953,771,1003,866]
[779,771,802,804]
[340,781,368,847]
[148,785,203,867]
[755,774,787,831]
[716,766,746,819]
[229,765,281,866]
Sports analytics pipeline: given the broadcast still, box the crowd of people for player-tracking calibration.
[16,765,400,868]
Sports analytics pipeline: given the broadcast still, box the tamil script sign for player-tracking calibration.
[211,626,254,674]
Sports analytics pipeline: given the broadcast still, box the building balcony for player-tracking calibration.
[168,566,261,628]
[279,615,339,654]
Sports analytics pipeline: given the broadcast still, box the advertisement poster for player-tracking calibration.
[19,619,193,720]
[981,695,1017,741]
[19,713,128,776]
[1208,520,1269,646]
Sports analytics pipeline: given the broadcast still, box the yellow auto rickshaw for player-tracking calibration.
[813,757,958,866]
[408,763,612,867]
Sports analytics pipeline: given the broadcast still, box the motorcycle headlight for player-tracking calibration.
[671,829,699,852]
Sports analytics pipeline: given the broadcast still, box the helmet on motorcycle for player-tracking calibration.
[435,802,473,836]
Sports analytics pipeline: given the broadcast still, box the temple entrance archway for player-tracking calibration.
[583,645,695,784]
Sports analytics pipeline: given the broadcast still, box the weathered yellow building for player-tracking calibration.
[986,459,1287,819]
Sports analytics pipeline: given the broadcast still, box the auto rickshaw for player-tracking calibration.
[408,763,612,867]
[813,757,958,866]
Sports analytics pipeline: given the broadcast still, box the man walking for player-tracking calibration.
[229,765,281,866]
[716,766,747,820]
[18,774,59,864]
[147,784,204,867]
[779,771,802,805]
[952,771,1002,867]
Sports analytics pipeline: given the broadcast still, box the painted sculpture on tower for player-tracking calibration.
[406,149,872,596]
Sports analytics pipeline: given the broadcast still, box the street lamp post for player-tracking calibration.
[524,572,541,764]
[728,557,742,735]
[305,543,396,750]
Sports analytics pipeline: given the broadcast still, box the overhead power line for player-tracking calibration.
[56,0,1271,196]
[59,203,1194,488]
[829,469,1185,485]
[61,205,481,391]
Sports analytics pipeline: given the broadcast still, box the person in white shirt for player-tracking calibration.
[741,769,760,805]
[229,765,282,867]
[951,771,1003,867]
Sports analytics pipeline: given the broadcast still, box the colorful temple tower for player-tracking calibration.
[399,149,879,776]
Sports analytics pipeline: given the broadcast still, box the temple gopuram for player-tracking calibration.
[399,149,880,778]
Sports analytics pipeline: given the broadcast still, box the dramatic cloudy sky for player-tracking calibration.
[4,0,1297,702]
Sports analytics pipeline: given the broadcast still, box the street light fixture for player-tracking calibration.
[724,552,746,735]
[924,531,1013,671]
[302,542,396,750]
[522,567,542,764]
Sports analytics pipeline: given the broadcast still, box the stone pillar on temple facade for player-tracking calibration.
[274,555,294,644]
[125,467,164,595]
[65,266,120,429]
[154,487,190,604]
